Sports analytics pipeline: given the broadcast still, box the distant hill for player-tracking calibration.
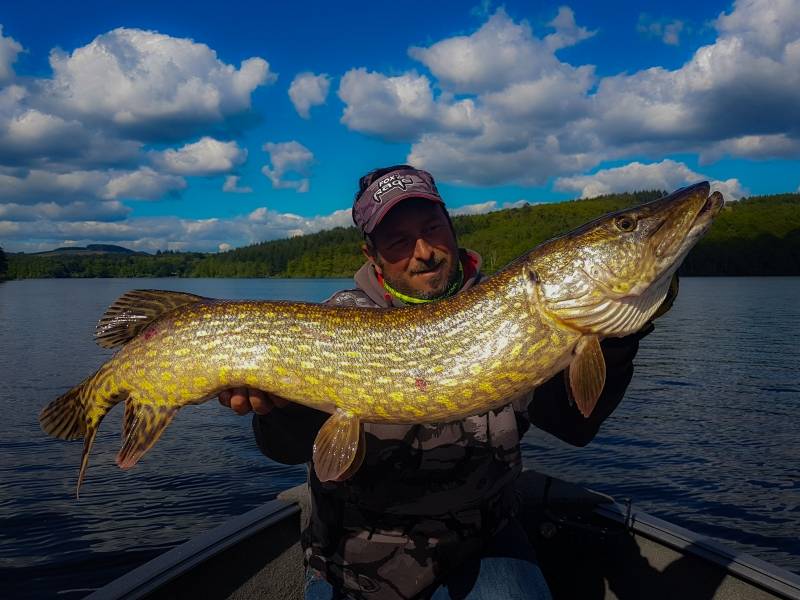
[31,244,146,257]
[6,190,800,279]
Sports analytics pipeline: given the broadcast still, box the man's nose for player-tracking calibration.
[413,237,435,261]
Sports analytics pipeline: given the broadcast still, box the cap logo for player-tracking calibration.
[373,174,415,204]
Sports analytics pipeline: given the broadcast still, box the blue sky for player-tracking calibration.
[0,0,798,252]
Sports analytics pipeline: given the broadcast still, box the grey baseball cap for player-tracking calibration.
[352,167,444,235]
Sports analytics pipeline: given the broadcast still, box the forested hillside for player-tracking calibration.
[6,190,800,279]
[0,246,7,280]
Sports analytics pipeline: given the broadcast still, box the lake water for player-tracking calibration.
[0,277,798,598]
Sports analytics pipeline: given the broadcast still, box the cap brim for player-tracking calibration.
[364,192,444,234]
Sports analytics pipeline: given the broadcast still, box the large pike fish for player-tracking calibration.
[40,182,723,495]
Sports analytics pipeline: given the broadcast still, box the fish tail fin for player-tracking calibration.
[39,377,91,441]
[39,362,124,496]
[76,427,98,499]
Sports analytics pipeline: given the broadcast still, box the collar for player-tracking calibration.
[377,261,463,304]
[354,249,483,308]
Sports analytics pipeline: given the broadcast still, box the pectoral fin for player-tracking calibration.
[313,409,364,482]
[116,398,178,469]
[568,335,606,418]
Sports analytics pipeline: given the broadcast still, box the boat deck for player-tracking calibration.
[87,471,800,600]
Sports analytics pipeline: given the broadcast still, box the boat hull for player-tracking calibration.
[85,472,800,600]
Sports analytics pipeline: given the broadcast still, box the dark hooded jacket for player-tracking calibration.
[253,249,647,599]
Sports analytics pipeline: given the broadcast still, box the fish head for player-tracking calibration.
[530,182,724,337]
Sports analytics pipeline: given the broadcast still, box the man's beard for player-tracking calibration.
[380,257,461,300]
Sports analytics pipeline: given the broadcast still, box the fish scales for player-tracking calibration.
[39,182,724,492]
[111,268,575,424]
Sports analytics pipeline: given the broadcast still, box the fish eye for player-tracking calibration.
[614,215,637,232]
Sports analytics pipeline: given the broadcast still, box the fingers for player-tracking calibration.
[249,389,273,416]
[229,387,253,415]
[218,389,232,407]
[218,387,289,416]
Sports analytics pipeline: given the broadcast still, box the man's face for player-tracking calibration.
[367,198,459,300]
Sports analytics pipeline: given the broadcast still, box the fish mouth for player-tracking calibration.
[631,186,723,299]
[651,184,722,259]
[678,189,724,248]
[694,190,724,224]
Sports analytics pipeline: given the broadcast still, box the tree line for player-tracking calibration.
[0,246,7,280]
[5,190,800,279]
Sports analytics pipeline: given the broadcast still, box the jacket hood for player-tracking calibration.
[354,249,483,308]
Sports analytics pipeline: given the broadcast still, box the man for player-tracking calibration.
[219,165,654,599]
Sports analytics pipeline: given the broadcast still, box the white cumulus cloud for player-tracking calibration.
[0,25,23,83]
[408,9,573,94]
[592,0,800,151]
[248,206,351,236]
[289,72,331,118]
[42,28,275,140]
[450,199,530,216]
[554,159,746,200]
[261,141,314,193]
[0,203,357,253]
[408,131,596,186]
[339,1,800,187]
[0,26,274,233]
[700,133,800,163]
[338,68,481,142]
[0,168,108,204]
[545,6,596,51]
[0,165,188,208]
[103,167,186,200]
[222,175,252,193]
[715,0,800,56]
[155,137,247,176]
[0,84,143,169]
[342,8,598,184]
[339,69,433,140]
[0,199,129,221]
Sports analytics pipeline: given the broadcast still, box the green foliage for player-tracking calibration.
[7,252,204,279]
[189,227,364,277]
[6,191,800,279]
[0,246,7,280]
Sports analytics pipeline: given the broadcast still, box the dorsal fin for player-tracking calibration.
[95,289,206,348]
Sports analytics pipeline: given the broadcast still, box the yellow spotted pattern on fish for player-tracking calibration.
[39,183,724,495]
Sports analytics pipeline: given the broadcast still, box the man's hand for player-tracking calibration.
[218,387,289,416]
